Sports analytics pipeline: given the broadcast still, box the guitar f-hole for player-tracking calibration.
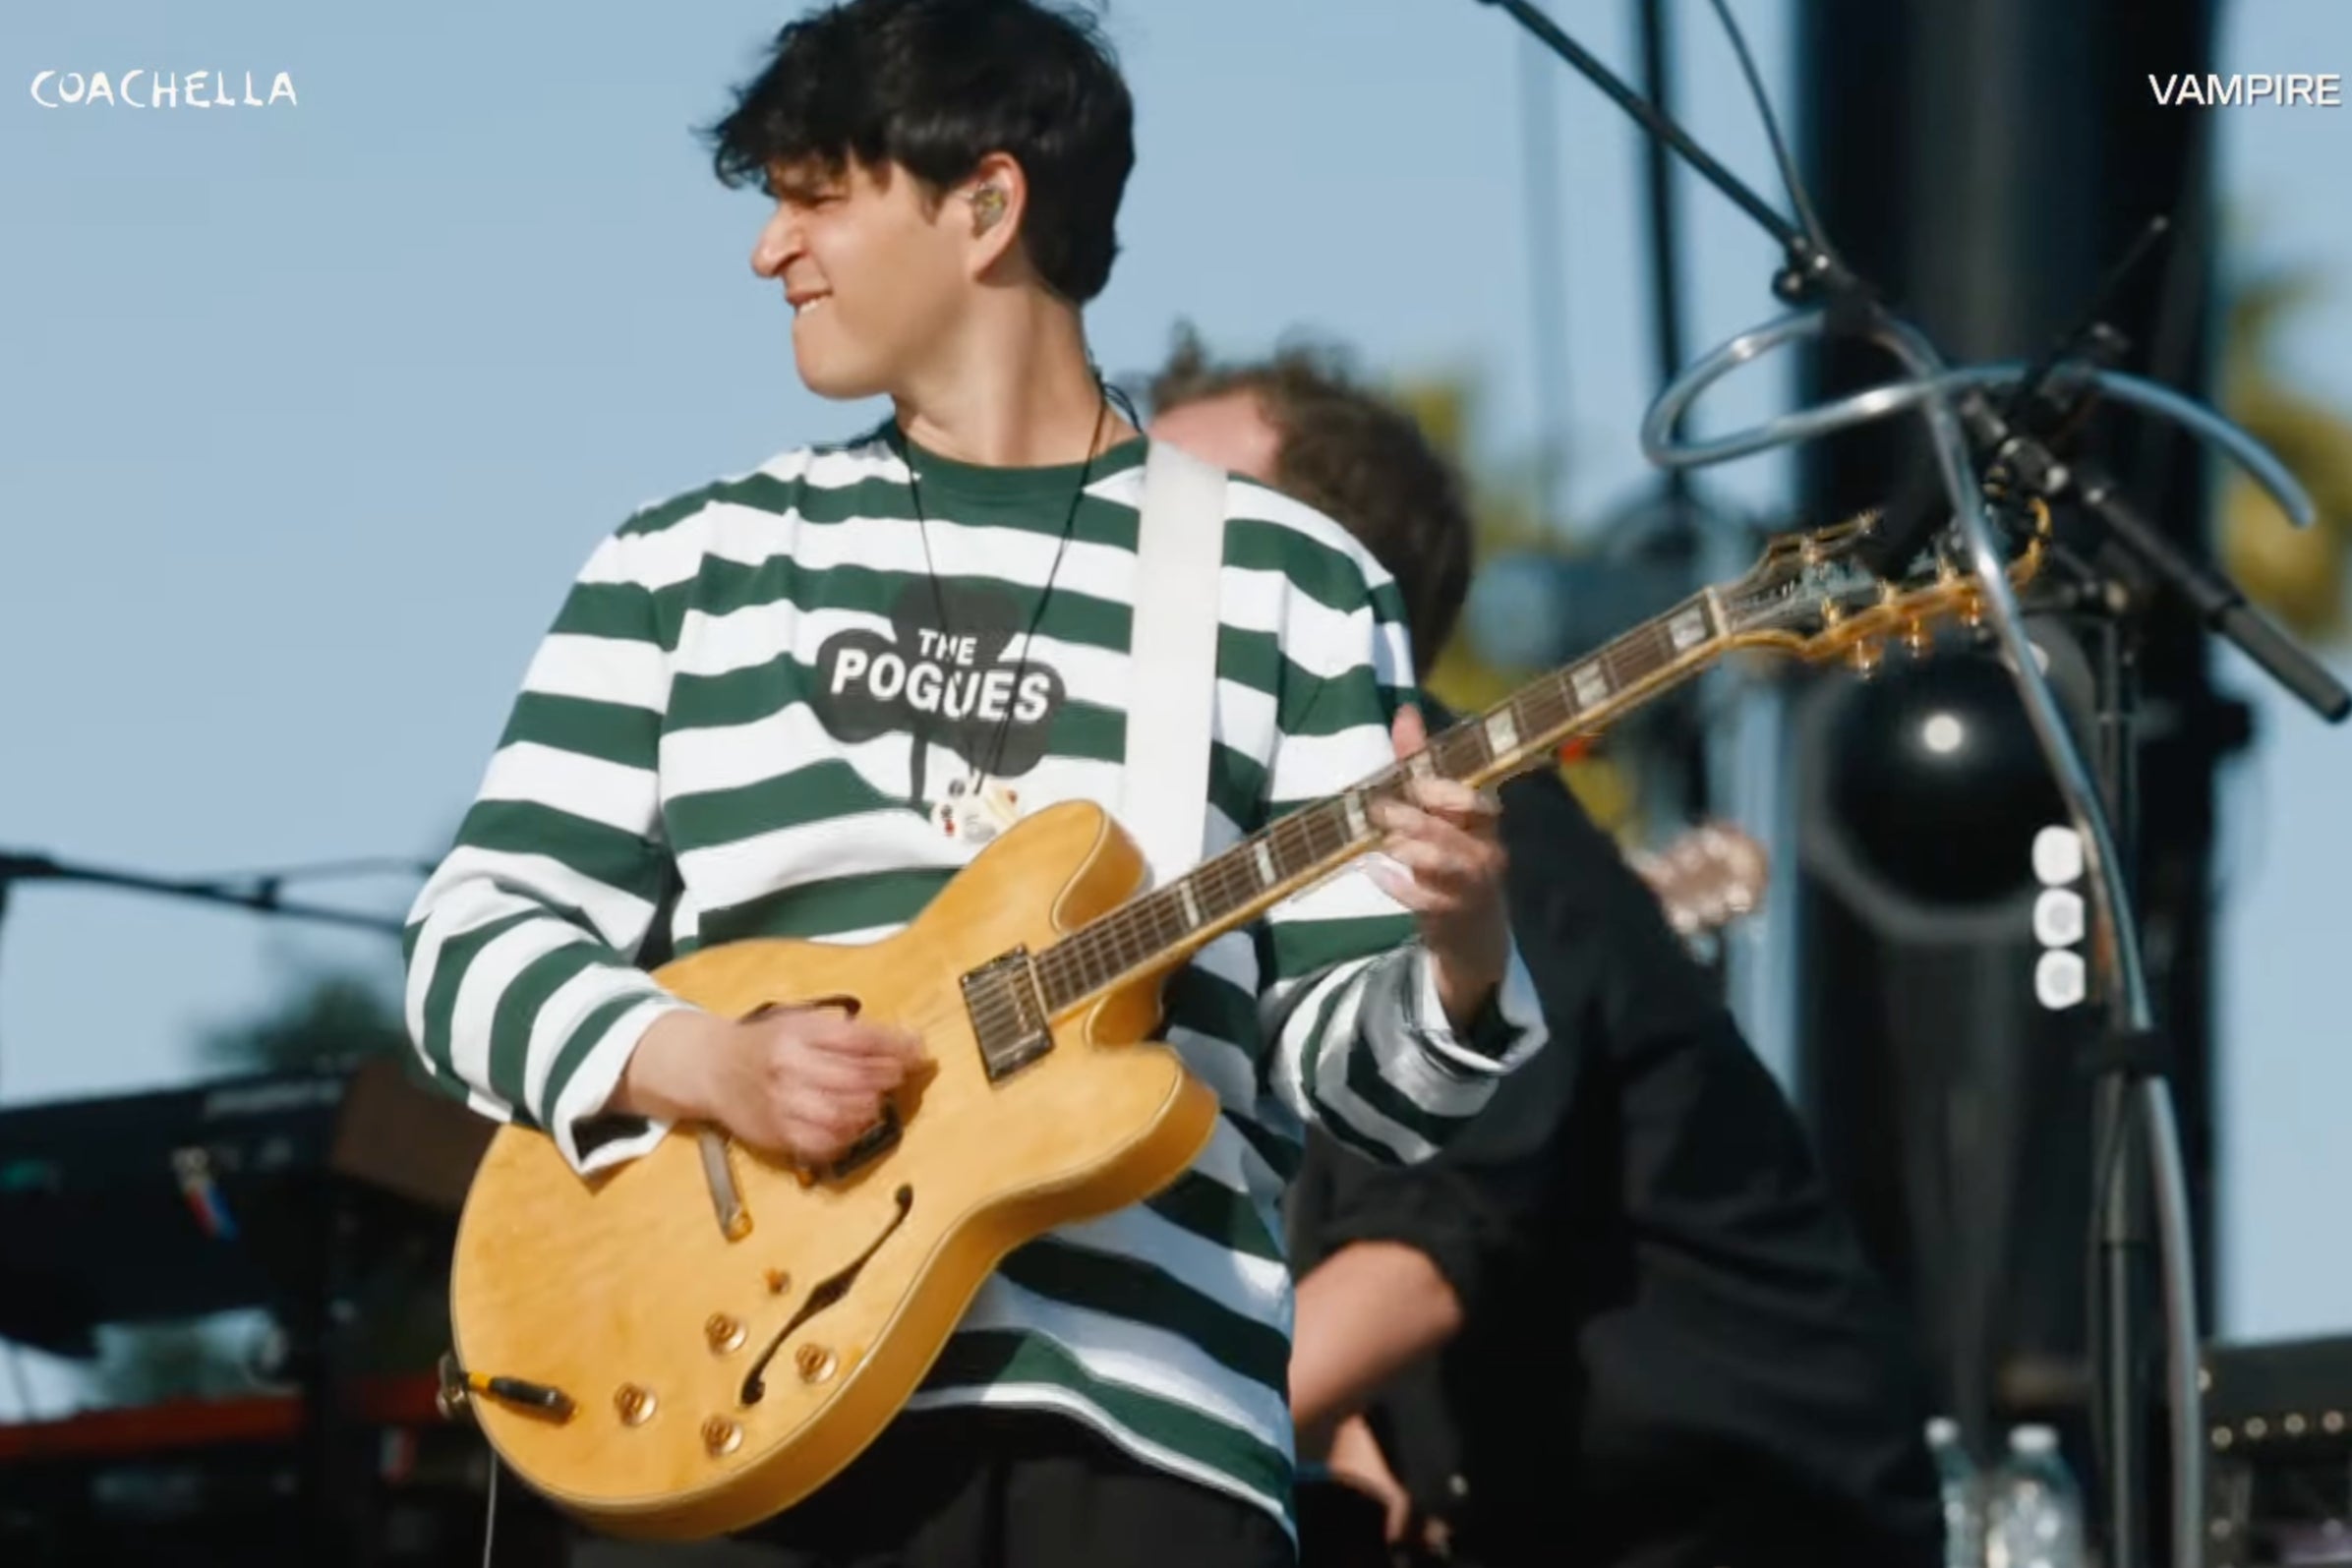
[739,1185,913,1406]
[742,994,863,1022]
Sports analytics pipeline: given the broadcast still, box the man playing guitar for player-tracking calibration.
[402,4,1547,1564]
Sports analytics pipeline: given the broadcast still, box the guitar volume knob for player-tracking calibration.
[615,1384,658,1425]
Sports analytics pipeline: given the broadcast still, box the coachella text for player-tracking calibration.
[28,70,298,109]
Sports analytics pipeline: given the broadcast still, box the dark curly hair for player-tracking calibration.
[1147,326,1475,675]
[703,0,1134,304]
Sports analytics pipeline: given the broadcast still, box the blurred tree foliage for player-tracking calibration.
[1386,374,1642,838]
[88,964,419,1408]
[193,967,409,1076]
[2218,269,2352,643]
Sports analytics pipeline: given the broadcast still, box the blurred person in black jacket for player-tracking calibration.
[1147,328,1944,1568]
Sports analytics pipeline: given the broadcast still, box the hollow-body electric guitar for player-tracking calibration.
[441,506,2040,1539]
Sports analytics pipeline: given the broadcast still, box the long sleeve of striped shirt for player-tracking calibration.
[1238,490,1549,1167]
[402,528,696,1174]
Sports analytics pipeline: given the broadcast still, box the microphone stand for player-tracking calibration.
[1950,354,2338,1568]
[1470,2,2350,1564]
[0,850,410,939]
[0,851,407,1106]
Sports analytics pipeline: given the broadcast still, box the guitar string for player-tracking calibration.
[1044,608,1708,998]
[1020,608,1725,1028]
[1052,667,1586,996]
[1078,579,1771,997]
[1105,547,1944,990]
[1058,555,1955,993]
[928,610,1717,1039]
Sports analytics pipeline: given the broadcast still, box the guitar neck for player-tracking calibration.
[1032,588,1730,1015]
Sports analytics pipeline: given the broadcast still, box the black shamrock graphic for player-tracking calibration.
[809,581,1068,809]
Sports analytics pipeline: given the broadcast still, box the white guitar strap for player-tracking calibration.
[1120,440,1229,890]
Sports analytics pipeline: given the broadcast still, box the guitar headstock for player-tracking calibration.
[1628,821,1770,939]
[1715,499,2049,671]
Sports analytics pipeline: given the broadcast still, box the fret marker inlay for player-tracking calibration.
[1253,842,1277,886]
[1669,607,1709,651]
[1483,709,1519,757]
[1571,664,1610,708]
[1342,791,1369,842]
[1177,882,1202,929]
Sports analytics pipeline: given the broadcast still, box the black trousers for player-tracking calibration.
[566,1408,1295,1568]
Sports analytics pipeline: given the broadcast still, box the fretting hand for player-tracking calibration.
[1363,704,1512,1033]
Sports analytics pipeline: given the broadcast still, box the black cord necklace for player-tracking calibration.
[901,388,1112,835]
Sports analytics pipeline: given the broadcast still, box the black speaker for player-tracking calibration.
[1791,616,2097,1438]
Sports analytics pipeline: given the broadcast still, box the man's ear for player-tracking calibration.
[960,150,1029,274]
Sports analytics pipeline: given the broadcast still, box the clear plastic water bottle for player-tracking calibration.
[1984,1423,2085,1568]
[1926,1417,1982,1568]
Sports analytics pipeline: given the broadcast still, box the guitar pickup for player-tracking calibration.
[962,949,1054,1082]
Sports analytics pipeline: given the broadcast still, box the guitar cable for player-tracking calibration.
[480,1450,500,1568]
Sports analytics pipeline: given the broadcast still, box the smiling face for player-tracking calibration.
[751,156,976,401]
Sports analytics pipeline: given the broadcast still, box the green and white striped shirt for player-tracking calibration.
[403,425,1546,1536]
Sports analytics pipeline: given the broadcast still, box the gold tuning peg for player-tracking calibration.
[1850,640,1883,677]
[1903,620,1933,659]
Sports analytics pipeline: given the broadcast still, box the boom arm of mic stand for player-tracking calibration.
[1469,0,1872,312]
[1640,319,2346,723]
[0,850,408,938]
[1643,310,2205,1568]
[1638,317,2316,530]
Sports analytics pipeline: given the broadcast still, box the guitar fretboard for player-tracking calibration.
[1031,589,1724,1012]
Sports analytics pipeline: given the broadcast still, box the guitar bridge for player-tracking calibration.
[960,948,1053,1083]
[826,1101,901,1179]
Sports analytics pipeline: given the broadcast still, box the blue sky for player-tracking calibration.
[2,1,2348,1415]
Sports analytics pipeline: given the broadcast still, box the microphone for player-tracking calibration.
[1953,376,2351,723]
[1853,218,2168,581]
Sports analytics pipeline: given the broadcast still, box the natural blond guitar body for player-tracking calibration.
[447,799,1221,1540]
